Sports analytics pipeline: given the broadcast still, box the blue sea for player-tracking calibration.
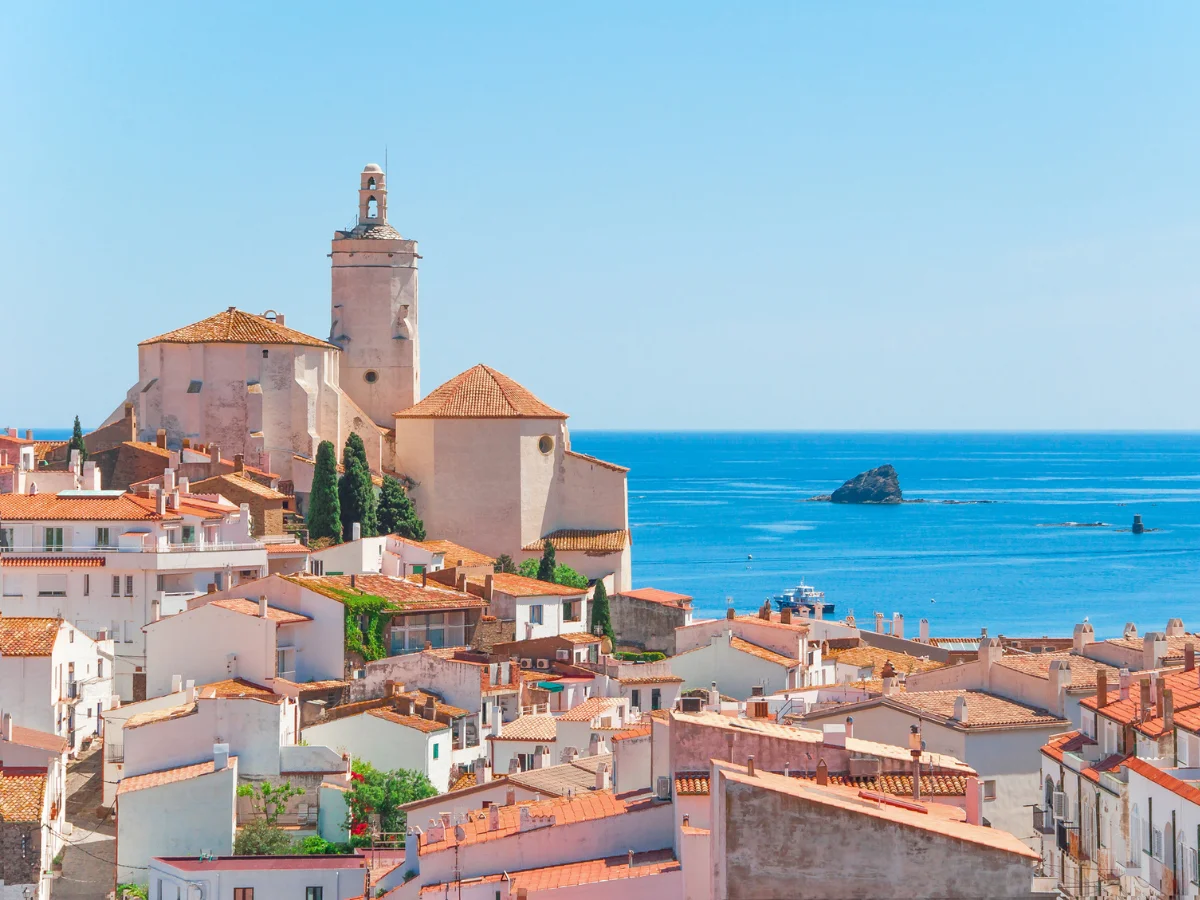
[570,432,1200,641]
[33,428,1199,640]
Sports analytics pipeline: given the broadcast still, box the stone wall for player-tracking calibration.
[611,593,689,655]
[0,821,40,888]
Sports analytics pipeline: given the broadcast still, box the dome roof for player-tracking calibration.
[363,163,383,173]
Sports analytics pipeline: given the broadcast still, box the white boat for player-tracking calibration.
[773,579,834,615]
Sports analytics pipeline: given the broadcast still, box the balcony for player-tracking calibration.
[1033,806,1055,835]
[105,743,124,763]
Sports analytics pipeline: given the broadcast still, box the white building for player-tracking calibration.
[100,678,193,808]
[149,855,367,900]
[0,488,267,700]
[0,448,102,496]
[481,572,590,642]
[0,614,115,753]
[303,704,453,792]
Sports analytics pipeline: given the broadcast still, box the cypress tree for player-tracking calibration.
[306,441,341,543]
[590,579,615,645]
[536,541,557,583]
[378,475,426,540]
[339,434,378,539]
[67,416,87,463]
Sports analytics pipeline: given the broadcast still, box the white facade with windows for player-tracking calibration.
[149,855,367,900]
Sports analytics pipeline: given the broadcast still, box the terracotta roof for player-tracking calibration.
[209,598,312,625]
[416,849,677,896]
[995,651,1119,689]
[729,635,799,668]
[264,541,309,555]
[419,790,653,855]
[9,724,67,754]
[368,708,449,734]
[482,572,586,598]
[556,697,626,722]
[507,755,613,796]
[619,588,693,607]
[1124,756,1200,806]
[828,644,944,677]
[522,529,629,553]
[415,540,495,568]
[562,450,629,473]
[283,574,486,611]
[117,757,236,796]
[0,492,170,521]
[0,616,60,656]
[1040,730,1094,765]
[124,702,199,730]
[197,678,283,704]
[449,771,476,793]
[797,773,969,797]
[0,768,48,821]
[0,555,106,568]
[395,689,470,718]
[610,724,652,742]
[1082,668,1200,732]
[1100,634,1196,662]
[675,772,710,795]
[889,690,1066,728]
[556,632,602,645]
[122,441,174,459]
[140,308,335,349]
[732,613,809,633]
[618,675,684,685]
[190,472,288,501]
[490,715,556,742]
[396,365,565,419]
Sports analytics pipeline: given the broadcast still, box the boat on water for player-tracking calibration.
[773,579,834,616]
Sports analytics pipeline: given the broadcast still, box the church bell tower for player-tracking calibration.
[330,163,420,425]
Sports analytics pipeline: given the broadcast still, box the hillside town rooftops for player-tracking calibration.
[395,364,565,419]
[0,616,61,656]
[730,636,799,667]
[828,644,944,676]
[414,539,495,568]
[190,472,288,501]
[197,678,283,704]
[140,307,336,349]
[861,690,1069,730]
[368,708,449,734]
[556,697,626,722]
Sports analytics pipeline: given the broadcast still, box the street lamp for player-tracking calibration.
[908,724,923,802]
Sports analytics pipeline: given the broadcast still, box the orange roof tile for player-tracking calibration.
[0,492,171,521]
[0,616,60,656]
[197,678,283,704]
[448,771,477,793]
[0,768,48,821]
[264,541,309,555]
[396,365,565,419]
[797,773,969,797]
[283,574,486,611]
[619,587,693,607]
[416,849,678,896]
[890,690,1066,728]
[729,635,799,668]
[124,702,199,730]
[522,529,629,553]
[0,556,105,568]
[995,651,1119,689]
[410,539,495,568]
[618,675,684,685]
[674,772,710,795]
[368,708,449,734]
[117,757,236,796]
[562,449,629,473]
[611,724,652,743]
[828,644,944,677]
[490,715,557,741]
[209,598,312,625]
[732,614,809,633]
[8,724,67,755]
[1124,756,1200,805]
[190,472,288,501]
[122,440,174,459]
[140,307,335,349]
[483,572,586,598]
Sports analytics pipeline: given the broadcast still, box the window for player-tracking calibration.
[181,525,196,544]
[95,527,110,548]
[631,689,640,709]
[1191,846,1199,884]
[529,604,544,626]
[83,574,90,597]
[1153,827,1165,861]
[0,527,13,552]
[44,527,64,552]
[538,435,554,454]
[125,575,134,597]
[981,780,997,801]
[311,560,324,576]
[234,890,254,900]
[262,349,269,359]
[306,889,324,900]
[652,688,662,710]
[98,660,104,678]
[367,196,378,218]
[390,611,468,654]
[111,576,121,597]
[563,600,580,622]
[187,380,203,393]
[364,370,378,384]
[37,575,67,597]
[432,742,439,760]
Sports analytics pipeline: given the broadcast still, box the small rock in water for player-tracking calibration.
[831,465,902,505]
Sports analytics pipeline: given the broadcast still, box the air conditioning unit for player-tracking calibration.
[1052,791,1066,819]
[656,776,671,800]
[556,649,570,661]
[520,658,532,669]
[536,659,550,670]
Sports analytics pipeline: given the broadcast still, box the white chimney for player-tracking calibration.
[185,679,196,702]
[919,618,929,643]
[179,476,189,494]
[213,742,230,771]
[156,491,167,515]
[210,444,222,465]
[163,468,176,492]
[874,612,884,634]
[1073,622,1095,653]
[352,522,362,541]
[69,448,81,473]
[844,716,854,739]
[595,762,611,791]
[892,613,904,640]
[2,712,11,742]
[965,775,982,825]
[259,595,268,618]
[953,695,969,724]
[171,674,183,694]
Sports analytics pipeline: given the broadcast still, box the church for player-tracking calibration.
[109,164,631,591]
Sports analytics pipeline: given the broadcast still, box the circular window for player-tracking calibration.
[538,435,554,455]
[364,370,378,384]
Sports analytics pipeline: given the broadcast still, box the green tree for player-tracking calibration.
[306,441,342,543]
[377,475,426,540]
[553,564,588,589]
[234,780,305,855]
[590,579,615,645]
[536,541,557,583]
[338,434,377,541]
[494,553,517,574]
[346,761,436,847]
[67,415,87,463]
[518,558,539,578]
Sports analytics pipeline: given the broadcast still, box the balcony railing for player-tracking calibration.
[1033,806,1055,835]
[105,744,124,763]
[1,542,265,554]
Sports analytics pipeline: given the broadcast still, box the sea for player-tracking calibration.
[32,428,1200,640]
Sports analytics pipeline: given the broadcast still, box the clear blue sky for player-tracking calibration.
[3,4,1198,430]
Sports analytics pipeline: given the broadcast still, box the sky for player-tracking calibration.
[2,4,1199,431]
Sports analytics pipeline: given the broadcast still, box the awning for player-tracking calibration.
[536,681,563,693]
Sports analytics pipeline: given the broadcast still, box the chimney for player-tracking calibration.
[24,429,33,441]
[151,598,161,623]
[533,746,544,770]
[210,444,222,466]
[350,574,357,590]
[484,574,494,602]
[423,696,436,721]
[474,757,491,785]
[1049,659,1072,703]
[708,682,720,710]
[1073,622,1095,653]
[1124,622,1138,641]
[875,612,884,634]
[780,607,792,625]
[156,428,167,449]
[352,522,362,541]
[845,716,854,739]
[178,476,189,494]
[815,758,828,786]
[1167,618,1186,637]
[953,695,969,724]
[1,712,11,742]
[1139,678,1152,721]
[69,448,81,474]
[421,570,428,587]
[1096,670,1108,708]
[258,595,268,618]
[182,438,191,449]
[163,468,176,492]
[747,755,755,776]
[213,743,230,771]
[169,489,180,511]
[726,607,736,620]
[759,603,771,621]
[880,660,898,696]
[457,574,468,592]
[919,618,929,644]
[234,453,245,474]
[488,803,500,831]
[506,787,516,806]
[892,613,904,640]
[1119,668,1131,701]
[508,758,521,775]
[588,734,601,757]
[595,762,611,791]
[185,679,196,702]
[171,673,183,694]
[1187,643,1196,673]
[207,583,217,594]
[156,491,167,516]
[1164,688,1175,732]
[965,776,982,826]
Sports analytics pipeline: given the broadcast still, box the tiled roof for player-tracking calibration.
[507,755,613,796]
[190,472,288,501]
[0,556,105,568]
[395,689,470,718]
[416,849,678,896]
[490,715,556,742]
[264,541,309,555]
[395,365,565,419]
[124,702,198,730]
[1124,756,1200,806]
[1082,668,1200,732]
[283,574,486,611]
[890,690,1066,728]
[619,587,693,607]
[730,635,799,668]
[675,772,710,795]
[9,724,67,754]
[557,632,602,645]
[449,771,476,793]
[562,450,629,473]
[198,678,283,704]
[0,616,60,656]
[1101,634,1196,661]
[828,644,944,677]
[482,572,585,598]
[0,768,48,822]
[797,773,969,797]
[419,790,651,855]
[336,222,404,241]
[522,529,629,553]
[122,441,174,459]
[732,613,809,633]
[415,539,495,568]
[556,697,626,722]
[618,675,684,685]
[209,598,312,625]
[140,308,335,349]
[1041,730,1094,765]
[368,708,449,734]
[117,757,236,796]
[611,724,652,742]
[0,492,170,521]
[995,651,1119,689]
